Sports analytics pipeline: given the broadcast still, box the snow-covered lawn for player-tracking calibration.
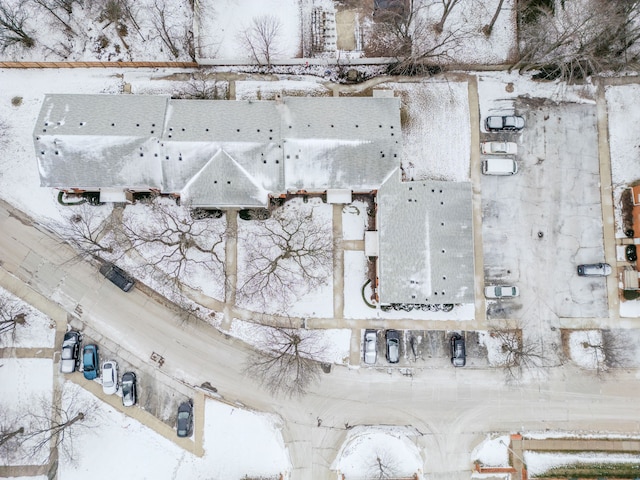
[230,317,351,365]
[196,0,302,61]
[566,330,603,370]
[332,425,424,480]
[0,286,56,348]
[524,451,640,477]
[0,358,52,466]
[471,434,511,467]
[390,81,471,182]
[58,385,290,479]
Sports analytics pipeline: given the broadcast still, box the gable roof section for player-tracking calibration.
[34,94,167,189]
[181,149,269,208]
[377,170,475,305]
[282,97,400,190]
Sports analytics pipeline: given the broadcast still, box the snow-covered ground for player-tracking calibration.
[57,384,290,479]
[332,426,424,480]
[0,286,56,348]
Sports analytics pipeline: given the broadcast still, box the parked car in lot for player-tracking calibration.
[485,115,525,132]
[385,329,400,364]
[82,344,99,380]
[484,285,520,299]
[481,158,518,176]
[450,333,466,367]
[363,329,377,365]
[101,361,118,395]
[626,244,637,262]
[99,263,135,292]
[176,399,194,438]
[481,141,517,155]
[577,263,612,277]
[60,330,81,374]
[121,372,137,407]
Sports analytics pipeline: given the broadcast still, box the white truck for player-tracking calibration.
[480,141,517,155]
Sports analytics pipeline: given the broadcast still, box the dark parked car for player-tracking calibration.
[99,263,135,292]
[485,115,525,132]
[176,399,194,438]
[626,244,637,262]
[60,330,81,374]
[385,329,400,364]
[450,333,466,367]
[577,263,612,277]
[82,344,99,380]
[121,372,137,407]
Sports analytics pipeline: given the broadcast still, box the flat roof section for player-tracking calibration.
[377,170,475,306]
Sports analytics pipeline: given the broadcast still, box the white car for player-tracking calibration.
[481,141,517,155]
[101,361,119,395]
[484,285,519,299]
[363,329,377,365]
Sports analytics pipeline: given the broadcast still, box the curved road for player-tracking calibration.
[1,200,639,480]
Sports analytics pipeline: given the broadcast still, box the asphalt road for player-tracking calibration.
[2,200,640,479]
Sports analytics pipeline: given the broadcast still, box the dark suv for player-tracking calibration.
[450,333,466,367]
[176,399,194,438]
[385,330,400,364]
[99,263,135,292]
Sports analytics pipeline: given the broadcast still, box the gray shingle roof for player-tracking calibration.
[34,95,401,206]
[377,170,475,305]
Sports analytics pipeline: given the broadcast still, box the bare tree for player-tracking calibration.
[367,450,401,480]
[575,329,631,375]
[434,0,462,34]
[0,3,35,50]
[21,385,99,462]
[30,0,79,33]
[120,199,226,284]
[239,15,282,68]
[172,72,224,100]
[488,327,545,383]
[0,291,28,345]
[149,0,180,58]
[237,205,333,310]
[0,408,23,458]
[244,320,325,398]
[55,204,117,258]
[482,0,506,36]
[514,0,640,81]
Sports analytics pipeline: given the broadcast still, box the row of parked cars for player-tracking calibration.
[60,331,138,406]
[481,115,524,176]
[363,330,466,367]
[60,330,193,436]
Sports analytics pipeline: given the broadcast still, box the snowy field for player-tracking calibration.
[0,286,56,348]
[58,384,290,479]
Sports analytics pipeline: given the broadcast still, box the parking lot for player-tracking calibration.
[69,320,193,428]
[481,100,608,321]
[361,329,489,368]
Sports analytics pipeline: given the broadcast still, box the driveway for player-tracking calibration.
[481,100,606,322]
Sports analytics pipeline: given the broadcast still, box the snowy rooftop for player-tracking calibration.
[34,94,401,207]
[377,171,475,305]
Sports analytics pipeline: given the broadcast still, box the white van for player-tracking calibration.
[481,158,518,176]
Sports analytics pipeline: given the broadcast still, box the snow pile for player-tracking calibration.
[332,426,424,480]
[471,434,511,468]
